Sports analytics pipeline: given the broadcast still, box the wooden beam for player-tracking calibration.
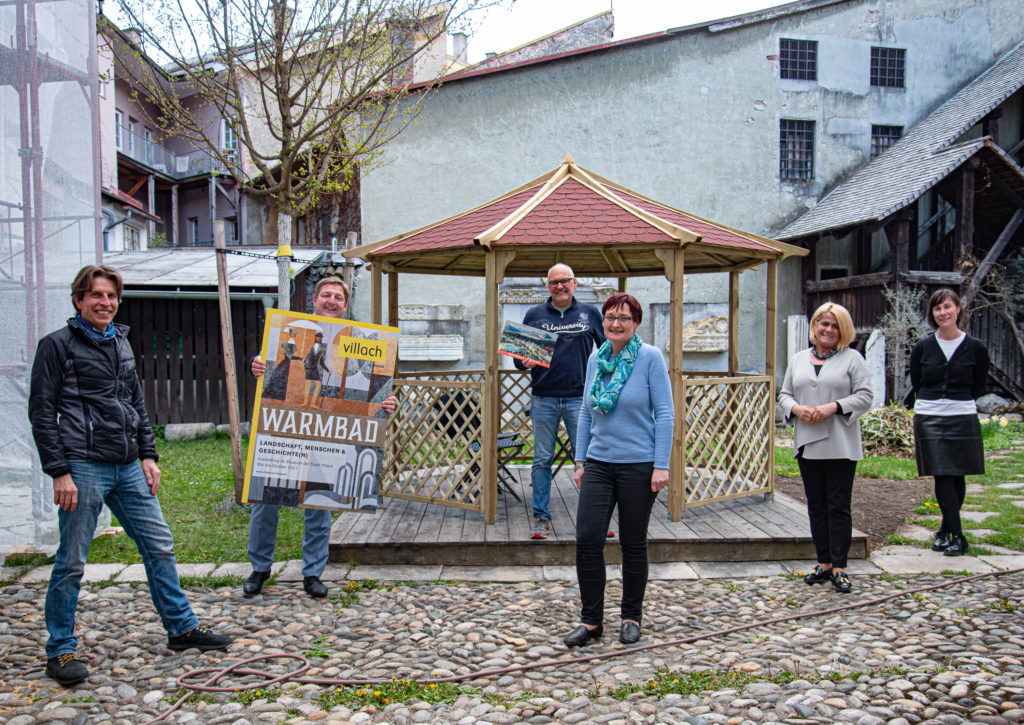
[668,249,685,522]
[728,271,739,375]
[125,176,147,197]
[903,270,965,285]
[482,250,506,525]
[388,272,399,328]
[954,165,976,263]
[371,263,382,325]
[618,277,627,293]
[972,208,1024,287]
[765,259,778,506]
[805,271,893,293]
[214,221,244,503]
[600,248,631,273]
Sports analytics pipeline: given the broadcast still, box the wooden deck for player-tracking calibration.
[328,467,870,565]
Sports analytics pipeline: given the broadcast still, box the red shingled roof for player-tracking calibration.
[351,156,805,276]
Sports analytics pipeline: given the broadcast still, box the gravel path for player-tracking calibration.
[2,568,1023,725]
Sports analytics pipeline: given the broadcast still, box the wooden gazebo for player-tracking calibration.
[346,156,806,524]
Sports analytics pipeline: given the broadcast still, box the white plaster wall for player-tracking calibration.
[355,0,1023,377]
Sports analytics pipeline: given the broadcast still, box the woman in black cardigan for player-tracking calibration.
[910,288,989,557]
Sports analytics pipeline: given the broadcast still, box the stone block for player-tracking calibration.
[870,546,997,574]
[81,563,125,583]
[647,562,699,580]
[164,422,216,441]
[542,564,620,582]
[976,554,1024,570]
[346,564,443,582]
[440,565,543,582]
[690,561,787,578]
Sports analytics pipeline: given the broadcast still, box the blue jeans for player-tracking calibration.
[248,504,330,577]
[530,395,582,520]
[575,459,657,626]
[46,460,197,658]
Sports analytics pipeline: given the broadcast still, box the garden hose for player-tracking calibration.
[143,565,1024,724]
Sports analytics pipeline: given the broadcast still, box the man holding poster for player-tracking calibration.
[244,277,396,598]
[515,264,604,540]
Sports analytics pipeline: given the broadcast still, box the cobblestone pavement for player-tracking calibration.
[2,556,1023,725]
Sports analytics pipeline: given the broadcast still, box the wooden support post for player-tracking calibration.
[728,271,739,375]
[371,262,382,325]
[955,165,976,266]
[388,271,399,328]
[170,184,179,245]
[343,231,357,295]
[214,221,244,502]
[667,249,686,521]
[618,277,627,293]
[483,251,508,525]
[766,259,778,500]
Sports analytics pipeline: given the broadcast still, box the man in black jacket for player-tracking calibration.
[28,265,230,687]
[515,264,605,539]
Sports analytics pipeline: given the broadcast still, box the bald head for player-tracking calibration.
[545,263,577,308]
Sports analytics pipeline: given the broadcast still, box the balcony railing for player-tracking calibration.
[116,124,232,179]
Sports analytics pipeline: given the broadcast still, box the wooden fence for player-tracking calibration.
[115,297,264,425]
[382,369,774,519]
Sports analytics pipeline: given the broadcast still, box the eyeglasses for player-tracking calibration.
[603,315,633,324]
[547,277,574,288]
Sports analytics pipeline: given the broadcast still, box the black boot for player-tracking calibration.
[943,534,968,557]
[931,529,951,552]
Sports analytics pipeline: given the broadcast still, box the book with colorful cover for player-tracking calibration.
[498,320,557,368]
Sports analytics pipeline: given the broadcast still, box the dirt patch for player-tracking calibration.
[775,474,935,549]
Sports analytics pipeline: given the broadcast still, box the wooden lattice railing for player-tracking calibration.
[672,374,774,518]
[384,370,773,520]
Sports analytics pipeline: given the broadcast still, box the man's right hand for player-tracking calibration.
[53,474,78,512]
[521,359,537,369]
[251,356,266,376]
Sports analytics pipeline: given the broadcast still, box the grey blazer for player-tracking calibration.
[778,347,874,461]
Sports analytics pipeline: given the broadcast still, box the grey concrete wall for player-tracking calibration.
[355,0,1024,376]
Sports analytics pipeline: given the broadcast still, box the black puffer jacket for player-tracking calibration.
[29,319,158,479]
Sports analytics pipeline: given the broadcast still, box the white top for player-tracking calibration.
[914,332,977,416]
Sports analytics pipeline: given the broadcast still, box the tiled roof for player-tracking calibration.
[362,158,790,257]
[778,41,1024,240]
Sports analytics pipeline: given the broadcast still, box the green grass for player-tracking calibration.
[86,435,313,564]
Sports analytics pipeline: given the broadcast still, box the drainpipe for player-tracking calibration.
[101,208,132,251]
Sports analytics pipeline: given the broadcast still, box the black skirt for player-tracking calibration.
[914,414,984,476]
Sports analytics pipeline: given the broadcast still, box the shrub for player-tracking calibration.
[860,404,915,457]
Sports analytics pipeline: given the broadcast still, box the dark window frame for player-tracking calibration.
[779,38,818,81]
[780,119,815,181]
[871,46,906,88]
[870,124,903,158]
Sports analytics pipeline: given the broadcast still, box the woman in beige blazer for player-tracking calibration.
[779,302,873,593]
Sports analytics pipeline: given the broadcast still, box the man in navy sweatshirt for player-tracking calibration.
[515,264,604,539]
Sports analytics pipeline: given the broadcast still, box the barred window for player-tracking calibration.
[780,38,817,80]
[780,119,815,180]
[871,47,906,88]
[871,125,903,158]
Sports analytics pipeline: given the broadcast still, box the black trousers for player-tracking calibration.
[575,459,657,626]
[934,475,967,536]
[796,456,857,569]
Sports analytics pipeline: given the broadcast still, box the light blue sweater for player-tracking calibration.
[575,343,674,469]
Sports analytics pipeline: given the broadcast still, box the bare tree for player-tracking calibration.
[107,0,479,296]
[878,285,930,404]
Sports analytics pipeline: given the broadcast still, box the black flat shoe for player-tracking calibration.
[932,530,951,552]
[619,620,641,644]
[944,534,968,557]
[803,565,832,586]
[563,624,602,647]
[303,576,328,598]
[243,570,271,597]
[831,570,852,593]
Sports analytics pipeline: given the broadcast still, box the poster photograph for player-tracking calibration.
[497,320,557,367]
[242,309,399,513]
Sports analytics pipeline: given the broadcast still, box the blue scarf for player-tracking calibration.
[589,334,641,414]
[75,313,116,342]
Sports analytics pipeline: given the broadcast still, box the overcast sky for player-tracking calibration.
[464,0,792,62]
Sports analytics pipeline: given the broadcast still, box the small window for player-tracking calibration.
[871,124,903,158]
[98,78,106,98]
[779,39,817,81]
[125,226,141,251]
[188,217,199,245]
[114,110,123,149]
[126,118,136,154]
[871,47,905,88]
[226,215,238,241]
[780,119,815,180]
[222,120,237,158]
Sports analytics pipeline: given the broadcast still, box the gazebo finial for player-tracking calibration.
[562,153,576,166]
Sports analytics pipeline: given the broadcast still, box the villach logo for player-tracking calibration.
[336,335,387,361]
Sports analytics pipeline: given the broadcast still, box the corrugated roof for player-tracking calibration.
[104,248,329,288]
[778,41,1024,240]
